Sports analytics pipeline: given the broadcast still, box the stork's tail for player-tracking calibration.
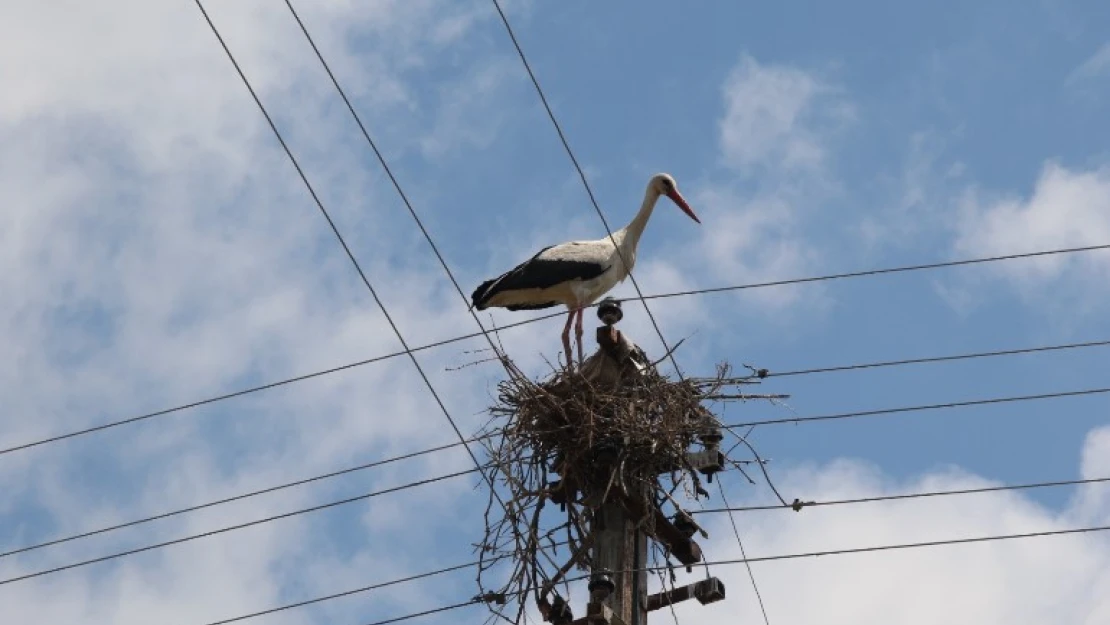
[470,278,498,312]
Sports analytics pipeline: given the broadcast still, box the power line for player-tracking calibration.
[716,481,771,625]
[281,0,514,366]
[550,522,1110,583]
[0,468,477,586]
[199,541,566,625]
[17,9,1104,623]
[180,472,1110,625]
[21,355,1097,562]
[722,386,1110,430]
[34,340,1096,562]
[201,560,478,625]
[223,522,1110,625]
[10,455,1106,613]
[0,439,482,561]
[277,0,558,592]
[693,475,1110,514]
[2,344,1103,558]
[1,341,1102,563]
[0,344,455,457]
[4,246,1106,460]
[489,0,684,377]
[641,243,1110,302]
[364,600,480,625]
[769,338,1110,378]
[690,523,1110,568]
[214,476,1110,623]
[195,2,529,580]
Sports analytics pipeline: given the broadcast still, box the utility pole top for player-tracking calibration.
[478,295,758,625]
[561,299,725,625]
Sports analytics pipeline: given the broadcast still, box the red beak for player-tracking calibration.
[666,190,701,224]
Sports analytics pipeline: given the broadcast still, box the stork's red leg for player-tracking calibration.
[574,307,586,365]
[561,308,575,367]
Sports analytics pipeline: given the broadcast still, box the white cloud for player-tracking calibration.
[688,185,820,311]
[662,425,1110,625]
[480,425,1110,625]
[0,0,527,622]
[851,135,1110,318]
[646,54,851,326]
[951,161,1110,290]
[719,55,853,174]
[7,3,1106,623]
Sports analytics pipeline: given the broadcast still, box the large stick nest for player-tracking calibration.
[472,338,785,623]
[502,365,713,490]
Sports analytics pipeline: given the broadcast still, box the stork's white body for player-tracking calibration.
[477,232,636,312]
[471,173,699,365]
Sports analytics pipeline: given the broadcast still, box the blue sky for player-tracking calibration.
[1,1,1109,624]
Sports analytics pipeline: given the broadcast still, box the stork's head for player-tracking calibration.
[650,173,700,224]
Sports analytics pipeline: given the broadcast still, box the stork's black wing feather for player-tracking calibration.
[471,244,610,310]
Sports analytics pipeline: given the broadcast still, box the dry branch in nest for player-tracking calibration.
[472,338,786,622]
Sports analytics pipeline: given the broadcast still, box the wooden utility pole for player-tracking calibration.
[590,501,647,625]
[571,297,647,625]
[552,298,724,625]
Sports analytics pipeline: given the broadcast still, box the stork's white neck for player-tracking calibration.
[619,186,663,252]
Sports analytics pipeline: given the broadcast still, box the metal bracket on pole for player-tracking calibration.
[685,448,726,481]
[645,577,727,612]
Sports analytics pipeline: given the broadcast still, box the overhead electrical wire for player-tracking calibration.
[280,0,519,370]
[537,523,1110,586]
[0,345,447,457]
[194,0,492,501]
[721,386,1110,430]
[767,338,1110,378]
[0,440,481,561]
[13,5,1103,625]
[16,15,1104,605]
[4,257,1107,459]
[449,20,1110,621]
[5,352,1108,567]
[8,409,1108,589]
[361,600,482,625]
[11,378,1107,565]
[276,0,562,593]
[192,5,549,595]
[716,481,772,625]
[193,521,1110,625]
[692,474,1110,514]
[200,542,567,625]
[6,53,1108,585]
[640,243,1110,302]
[657,522,1110,568]
[200,560,478,625]
[0,468,478,586]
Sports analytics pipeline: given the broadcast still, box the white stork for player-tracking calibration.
[470,172,700,365]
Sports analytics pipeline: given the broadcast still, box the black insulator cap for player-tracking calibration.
[699,427,724,446]
[673,510,697,538]
[588,570,616,596]
[597,297,623,324]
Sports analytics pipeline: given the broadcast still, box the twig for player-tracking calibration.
[722,426,790,507]
[649,337,687,368]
